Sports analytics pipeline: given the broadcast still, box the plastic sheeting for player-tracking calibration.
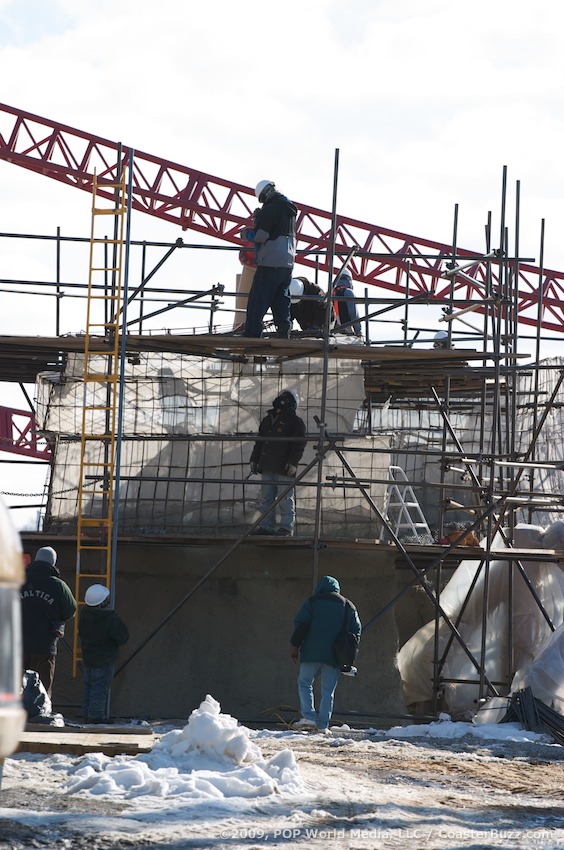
[397,522,564,718]
[510,623,564,716]
[36,352,390,536]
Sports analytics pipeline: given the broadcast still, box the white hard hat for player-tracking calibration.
[340,267,353,281]
[255,179,274,199]
[433,330,450,349]
[289,278,304,303]
[85,584,110,607]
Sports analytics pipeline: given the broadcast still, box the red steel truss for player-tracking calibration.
[0,406,51,460]
[1,102,564,332]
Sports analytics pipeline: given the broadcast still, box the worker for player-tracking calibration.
[289,277,336,333]
[21,546,77,698]
[78,584,129,724]
[433,330,454,349]
[242,180,298,339]
[249,390,306,537]
[290,575,362,733]
[332,269,362,336]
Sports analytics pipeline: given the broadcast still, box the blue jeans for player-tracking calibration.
[298,662,340,730]
[243,266,292,337]
[259,472,295,531]
[82,663,114,721]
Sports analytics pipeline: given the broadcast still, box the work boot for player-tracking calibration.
[275,527,293,536]
[249,527,276,536]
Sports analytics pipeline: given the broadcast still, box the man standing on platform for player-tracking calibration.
[242,180,298,339]
[249,390,306,536]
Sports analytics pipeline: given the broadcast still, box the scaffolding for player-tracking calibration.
[2,164,564,721]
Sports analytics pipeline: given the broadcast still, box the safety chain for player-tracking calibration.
[1,475,105,499]
[1,484,80,498]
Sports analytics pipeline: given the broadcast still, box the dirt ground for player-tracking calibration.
[0,728,563,849]
[280,730,564,799]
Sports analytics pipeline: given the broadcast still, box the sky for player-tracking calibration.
[2,694,562,849]
[2,0,564,526]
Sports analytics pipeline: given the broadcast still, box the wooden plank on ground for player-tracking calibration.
[17,731,155,756]
[25,723,154,735]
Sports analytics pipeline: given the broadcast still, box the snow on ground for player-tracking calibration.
[1,694,563,849]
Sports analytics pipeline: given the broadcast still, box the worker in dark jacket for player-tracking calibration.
[20,546,77,698]
[243,180,298,339]
[249,390,306,536]
[290,575,362,733]
[289,277,336,333]
[78,583,129,724]
[333,268,361,336]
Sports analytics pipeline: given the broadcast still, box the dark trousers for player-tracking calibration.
[23,654,56,698]
[243,266,292,337]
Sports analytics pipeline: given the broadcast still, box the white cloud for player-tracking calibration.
[1,0,564,327]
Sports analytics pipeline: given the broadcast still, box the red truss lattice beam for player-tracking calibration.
[1,102,563,333]
[0,406,51,460]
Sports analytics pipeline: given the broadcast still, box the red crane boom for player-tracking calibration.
[1,102,563,332]
[0,406,51,460]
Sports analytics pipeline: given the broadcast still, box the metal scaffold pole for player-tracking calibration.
[110,148,134,599]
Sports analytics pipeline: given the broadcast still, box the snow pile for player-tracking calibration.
[65,695,303,800]
[157,693,262,764]
[382,715,550,743]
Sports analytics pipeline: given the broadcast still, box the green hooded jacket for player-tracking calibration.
[291,576,362,667]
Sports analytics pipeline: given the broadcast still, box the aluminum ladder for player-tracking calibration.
[381,465,432,541]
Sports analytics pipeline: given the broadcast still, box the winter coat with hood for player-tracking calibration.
[21,553,77,656]
[250,406,306,476]
[79,606,129,668]
[291,576,362,667]
[253,191,298,268]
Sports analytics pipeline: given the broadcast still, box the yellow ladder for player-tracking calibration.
[72,169,127,676]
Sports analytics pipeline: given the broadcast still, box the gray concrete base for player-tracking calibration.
[23,539,407,725]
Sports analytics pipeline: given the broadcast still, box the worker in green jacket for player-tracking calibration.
[78,584,129,724]
[21,546,77,698]
[290,575,361,733]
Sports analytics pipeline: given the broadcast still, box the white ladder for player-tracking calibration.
[381,465,432,540]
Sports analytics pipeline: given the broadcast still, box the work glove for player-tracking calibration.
[240,227,255,242]
[285,464,297,477]
[249,462,258,475]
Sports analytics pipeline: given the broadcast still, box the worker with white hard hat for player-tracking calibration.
[78,584,129,724]
[433,330,453,349]
[289,277,336,333]
[242,180,298,339]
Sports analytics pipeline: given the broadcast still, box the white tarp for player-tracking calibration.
[397,522,564,718]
